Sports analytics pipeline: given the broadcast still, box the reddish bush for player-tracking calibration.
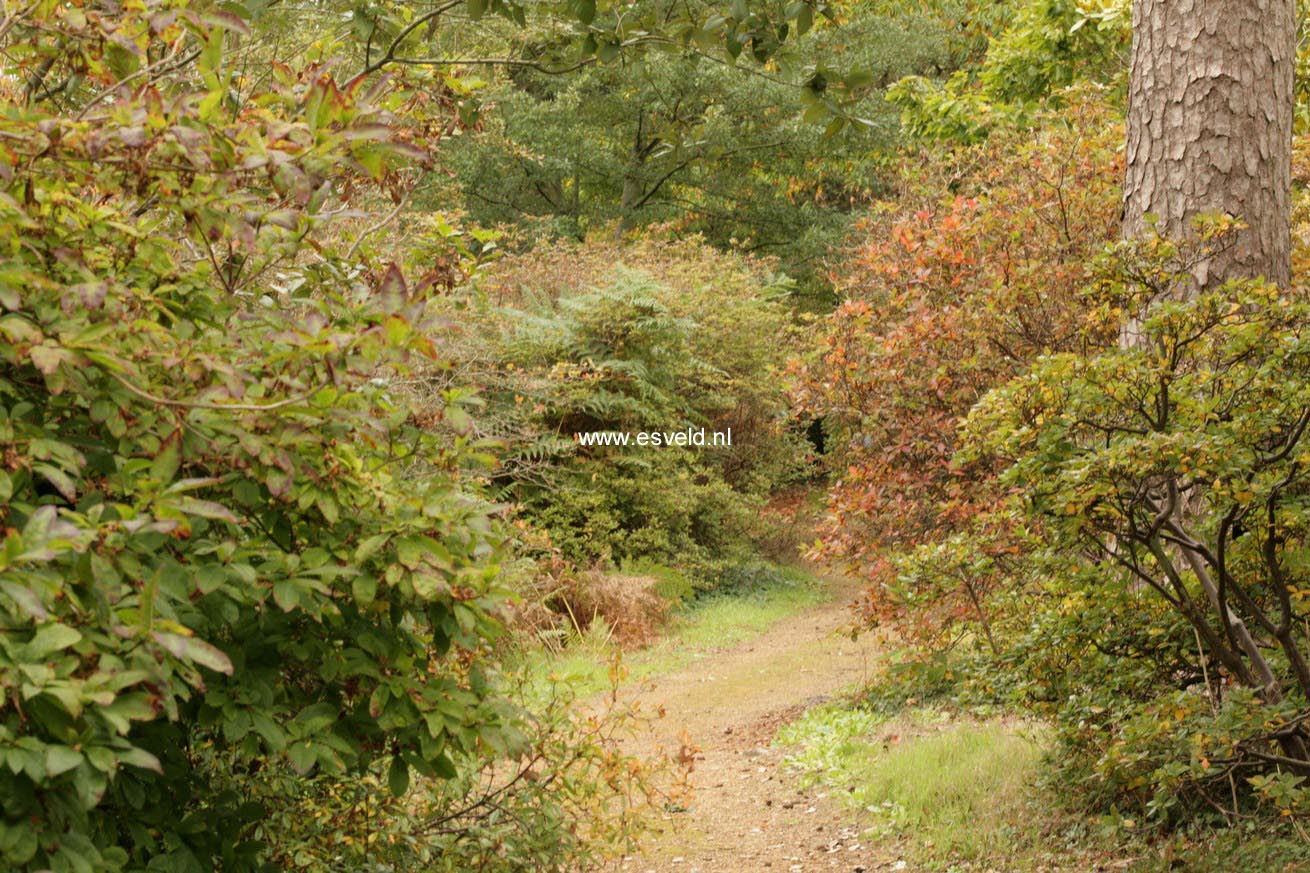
[791,99,1122,632]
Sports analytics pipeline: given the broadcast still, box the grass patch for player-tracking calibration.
[521,563,825,699]
[772,701,1310,871]
[668,567,825,651]
[775,705,1048,865]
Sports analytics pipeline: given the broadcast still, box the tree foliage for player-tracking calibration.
[888,0,1130,143]
[442,3,958,293]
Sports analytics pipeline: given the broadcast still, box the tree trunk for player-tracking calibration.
[619,171,644,232]
[1121,0,1300,715]
[617,112,648,235]
[1122,0,1295,291]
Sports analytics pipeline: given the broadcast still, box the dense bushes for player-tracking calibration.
[966,252,1310,820]
[870,261,1310,824]
[792,98,1120,636]
[248,669,677,871]
[804,84,1310,830]
[433,236,813,589]
[0,2,660,869]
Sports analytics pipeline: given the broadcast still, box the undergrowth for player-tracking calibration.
[520,563,825,700]
[774,705,1047,865]
[778,663,1310,871]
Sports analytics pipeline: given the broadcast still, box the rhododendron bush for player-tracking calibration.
[791,100,1120,644]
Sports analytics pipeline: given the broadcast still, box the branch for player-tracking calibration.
[378,54,596,75]
[74,45,202,122]
[107,369,327,411]
[357,0,485,78]
[345,174,426,261]
[630,155,697,211]
[0,2,36,46]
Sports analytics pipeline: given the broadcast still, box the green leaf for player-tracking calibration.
[151,631,234,674]
[375,263,408,313]
[100,693,156,734]
[29,344,67,375]
[796,3,813,35]
[198,28,224,78]
[272,579,300,612]
[287,741,316,775]
[34,464,77,501]
[354,534,389,562]
[395,536,423,569]
[292,702,338,734]
[368,685,388,719]
[74,764,107,808]
[251,711,287,752]
[119,746,163,774]
[433,752,457,779]
[2,581,48,620]
[46,745,83,777]
[151,432,181,483]
[26,623,82,659]
[352,574,378,607]
[355,145,385,180]
[387,756,409,795]
[174,497,238,523]
[802,101,828,124]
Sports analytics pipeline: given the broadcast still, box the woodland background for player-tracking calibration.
[3,0,1310,869]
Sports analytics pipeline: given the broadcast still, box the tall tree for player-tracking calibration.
[1122,0,1296,289]
[1120,0,1300,712]
[441,5,956,297]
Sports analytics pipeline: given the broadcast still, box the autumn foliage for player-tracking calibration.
[791,99,1121,639]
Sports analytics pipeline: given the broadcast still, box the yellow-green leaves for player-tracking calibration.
[0,0,510,868]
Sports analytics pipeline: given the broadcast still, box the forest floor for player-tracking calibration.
[612,575,905,872]
[571,571,1310,873]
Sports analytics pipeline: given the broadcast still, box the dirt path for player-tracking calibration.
[616,577,903,873]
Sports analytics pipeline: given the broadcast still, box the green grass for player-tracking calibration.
[775,705,1049,865]
[772,701,1310,871]
[519,564,826,699]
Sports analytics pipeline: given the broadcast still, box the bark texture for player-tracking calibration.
[1123,0,1295,289]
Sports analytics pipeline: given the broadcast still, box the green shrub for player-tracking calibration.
[448,253,810,587]
[709,559,803,598]
[252,667,678,872]
[0,4,518,868]
[964,235,1310,822]
[618,559,696,605]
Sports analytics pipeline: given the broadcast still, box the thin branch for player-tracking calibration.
[0,2,37,46]
[383,54,597,74]
[74,45,202,122]
[357,0,468,78]
[345,174,427,260]
[107,368,327,411]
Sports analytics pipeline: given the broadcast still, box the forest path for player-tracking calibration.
[615,576,903,873]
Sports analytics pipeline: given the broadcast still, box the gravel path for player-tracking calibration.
[614,577,908,873]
